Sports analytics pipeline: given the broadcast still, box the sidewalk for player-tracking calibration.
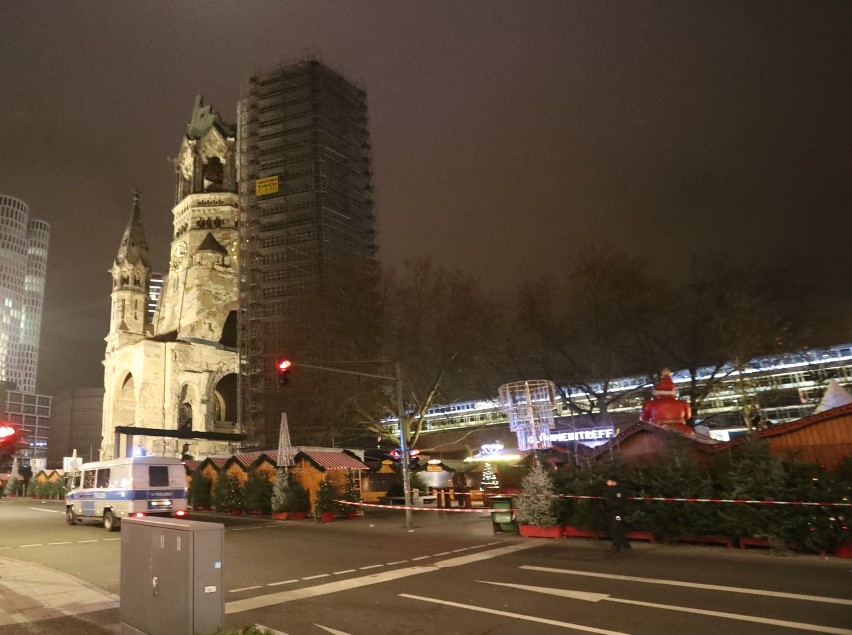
[0,556,119,634]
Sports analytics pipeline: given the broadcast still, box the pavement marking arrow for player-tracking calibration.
[520,566,852,606]
[480,581,852,635]
[226,542,538,614]
[399,593,628,635]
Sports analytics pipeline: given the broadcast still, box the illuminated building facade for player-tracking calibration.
[0,195,50,394]
[412,344,852,449]
[237,58,378,447]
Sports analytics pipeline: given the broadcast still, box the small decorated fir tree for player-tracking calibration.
[271,469,291,513]
[516,462,557,527]
[315,477,340,514]
[481,462,500,490]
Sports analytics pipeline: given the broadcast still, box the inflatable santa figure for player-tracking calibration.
[640,369,693,434]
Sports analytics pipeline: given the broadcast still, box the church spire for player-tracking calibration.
[116,189,149,267]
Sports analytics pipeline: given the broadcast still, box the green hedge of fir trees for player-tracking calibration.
[551,436,851,552]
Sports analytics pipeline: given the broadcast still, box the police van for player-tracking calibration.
[65,456,189,531]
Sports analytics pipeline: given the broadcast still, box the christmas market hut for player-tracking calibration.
[291,450,369,511]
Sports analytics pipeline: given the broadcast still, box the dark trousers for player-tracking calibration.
[607,513,631,551]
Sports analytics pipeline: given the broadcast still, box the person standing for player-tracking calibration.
[603,477,631,552]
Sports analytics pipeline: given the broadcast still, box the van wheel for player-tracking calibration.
[66,508,78,525]
[103,510,118,532]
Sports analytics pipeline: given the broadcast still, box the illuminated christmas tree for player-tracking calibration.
[481,462,499,490]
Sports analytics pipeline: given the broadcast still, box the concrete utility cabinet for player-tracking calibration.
[120,517,224,635]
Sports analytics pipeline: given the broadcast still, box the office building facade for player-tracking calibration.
[0,195,50,394]
[237,59,379,448]
[47,387,104,468]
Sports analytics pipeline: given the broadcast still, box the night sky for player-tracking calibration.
[0,1,849,397]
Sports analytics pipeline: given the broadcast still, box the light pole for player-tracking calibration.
[281,359,413,529]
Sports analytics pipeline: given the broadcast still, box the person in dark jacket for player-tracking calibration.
[603,477,631,552]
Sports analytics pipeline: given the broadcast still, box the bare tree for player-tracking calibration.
[509,248,657,425]
[347,258,502,450]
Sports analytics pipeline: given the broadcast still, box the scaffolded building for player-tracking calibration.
[237,59,378,448]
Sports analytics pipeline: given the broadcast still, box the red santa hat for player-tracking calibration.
[652,369,677,396]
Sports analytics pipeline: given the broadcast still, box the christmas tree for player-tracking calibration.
[481,462,500,490]
[516,461,557,527]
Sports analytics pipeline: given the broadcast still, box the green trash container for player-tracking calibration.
[490,495,517,534]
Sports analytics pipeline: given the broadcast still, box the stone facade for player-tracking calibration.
[101,97,240,460]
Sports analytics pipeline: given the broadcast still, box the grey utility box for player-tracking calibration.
[120,517,224,635]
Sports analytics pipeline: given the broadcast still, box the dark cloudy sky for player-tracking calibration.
[0,1,849,396]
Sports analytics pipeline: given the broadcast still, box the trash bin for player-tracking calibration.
[490,495,517,534]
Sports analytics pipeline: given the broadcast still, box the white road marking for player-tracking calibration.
[451,548,469,552]
[385,560,407,565]
[303,574,330,580]
[28,507,62,513]
[399,593,627,634]
[19,544,43,548]
[267,579,298,587]
[332,569,357,575]
[521,566,852,606]
[411,556,430,561]
[104,538,121,542]
[254,625,289,635]
[47,541,73,545]
[77,540,98,544]
[230,585,262,593]
[226,542,537,614]
[433,551,451,556]
[481,581,852,635]
[358,564,384,570]
[315,625,352,635]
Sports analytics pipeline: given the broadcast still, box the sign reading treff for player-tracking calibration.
[255,176,279,196]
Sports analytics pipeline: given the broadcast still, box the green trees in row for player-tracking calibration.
[189,468,359,515]
[522,438,851,553]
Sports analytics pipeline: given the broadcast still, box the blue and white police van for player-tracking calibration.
[65,456,188,531]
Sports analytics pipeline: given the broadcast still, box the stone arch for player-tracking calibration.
[211,373,238,426]
[219,310,237,348]
[178,383,200,432]
[203,156,224,192]
[114,372,136,428]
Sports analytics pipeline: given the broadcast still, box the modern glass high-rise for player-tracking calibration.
[237,59,379,448]
[0,195,50,393]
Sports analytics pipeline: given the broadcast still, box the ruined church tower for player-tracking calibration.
[101,97,241,460]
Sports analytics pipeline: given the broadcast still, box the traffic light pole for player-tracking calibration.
[287,360,413,529]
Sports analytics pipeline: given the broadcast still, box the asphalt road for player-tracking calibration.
[2,497,851,634]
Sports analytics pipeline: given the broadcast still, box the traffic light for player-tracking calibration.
[277,359,293,386]
[0,424,17,455]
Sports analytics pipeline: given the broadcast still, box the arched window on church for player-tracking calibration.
[178,402,192,432]
[203,156,224,192]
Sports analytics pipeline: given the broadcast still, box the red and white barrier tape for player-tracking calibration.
[332,496,849,512]
[334,499,495,513]
[556,494,850,507]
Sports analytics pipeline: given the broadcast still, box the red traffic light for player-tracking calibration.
[0,424,16,454]
[277,359,292,386]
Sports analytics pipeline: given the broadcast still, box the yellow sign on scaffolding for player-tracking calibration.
[255,176,279,196]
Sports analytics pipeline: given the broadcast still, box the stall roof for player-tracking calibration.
[294,450,369,471]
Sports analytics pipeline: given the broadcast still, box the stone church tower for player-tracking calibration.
[101,97,241,460]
